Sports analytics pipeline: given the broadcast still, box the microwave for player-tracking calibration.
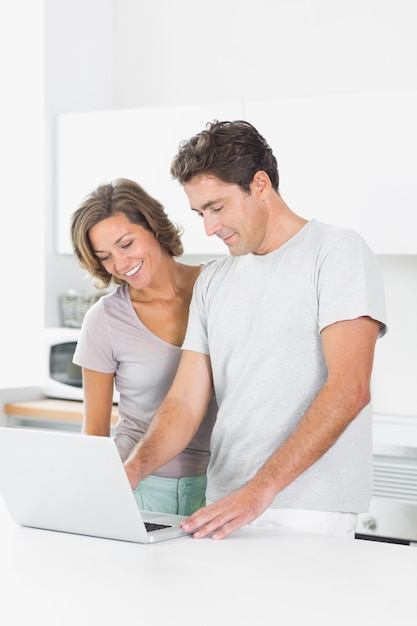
[42,327,119,403]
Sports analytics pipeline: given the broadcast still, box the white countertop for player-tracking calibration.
[0,496,416,625]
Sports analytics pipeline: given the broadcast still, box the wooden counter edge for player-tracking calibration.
[3,399,119,424]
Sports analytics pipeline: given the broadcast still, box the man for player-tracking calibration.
[125,120,387,539]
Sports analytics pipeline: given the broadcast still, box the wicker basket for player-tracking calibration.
[62,291,104,328]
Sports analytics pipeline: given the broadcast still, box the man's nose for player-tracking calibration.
[203,213,221,237]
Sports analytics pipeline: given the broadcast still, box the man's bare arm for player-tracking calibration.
[124,350,213,490]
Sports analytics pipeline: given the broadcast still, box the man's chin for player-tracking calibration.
[228,247,248,257]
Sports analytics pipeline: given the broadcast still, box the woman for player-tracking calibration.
[70,178,217,516]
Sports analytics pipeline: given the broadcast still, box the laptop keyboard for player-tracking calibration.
[144,522,172,532]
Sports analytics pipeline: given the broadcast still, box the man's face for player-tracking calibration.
[184,173,268,256]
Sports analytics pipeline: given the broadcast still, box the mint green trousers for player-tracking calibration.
[133,474,207,516]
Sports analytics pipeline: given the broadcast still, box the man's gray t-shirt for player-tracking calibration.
[182,220,387,512]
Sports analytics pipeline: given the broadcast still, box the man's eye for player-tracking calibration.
[213,205,223,213]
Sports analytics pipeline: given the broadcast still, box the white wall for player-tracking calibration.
[44,0,114,326]
[113,0,417,106]
[371,256,417,416]
[0,1,45,388]
[1,0,112,396]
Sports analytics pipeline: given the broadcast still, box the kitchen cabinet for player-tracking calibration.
[244,90,417,254]
[57,92,417,256]
[56,102,243,256]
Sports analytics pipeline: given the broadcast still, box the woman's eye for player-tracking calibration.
[122,241,133,249]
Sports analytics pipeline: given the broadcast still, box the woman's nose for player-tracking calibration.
[112,251,129,273]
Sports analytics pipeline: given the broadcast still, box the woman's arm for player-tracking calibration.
[81,367,115,436]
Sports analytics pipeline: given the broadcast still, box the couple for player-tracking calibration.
[71,120,387,540]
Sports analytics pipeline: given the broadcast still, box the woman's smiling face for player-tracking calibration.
[89,212,163,287]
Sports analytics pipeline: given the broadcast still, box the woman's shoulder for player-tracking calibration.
[200,257,223,270]
[176,258,221,286]
[82,285,127,322]
[199,255,232,275]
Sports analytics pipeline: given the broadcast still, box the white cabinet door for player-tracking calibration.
[56,102,243,255]
[245,91,417,254]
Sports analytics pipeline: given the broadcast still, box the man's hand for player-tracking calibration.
[180,483,275,540]
[124,458,140,491]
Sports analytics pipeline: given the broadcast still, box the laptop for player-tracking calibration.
[0,427,190,543]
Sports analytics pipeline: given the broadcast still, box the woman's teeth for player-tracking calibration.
[125,261,143,277]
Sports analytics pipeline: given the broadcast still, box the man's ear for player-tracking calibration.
[251,170,271,195]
